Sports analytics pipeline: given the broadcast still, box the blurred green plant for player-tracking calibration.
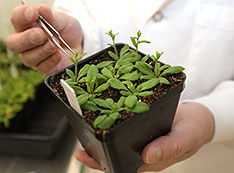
[0,40,46,128]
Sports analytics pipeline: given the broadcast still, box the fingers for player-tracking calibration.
[32,51,62,74]
[11,5,39,32]
[20,40,57,67]
[138,151,195,172]
[7,27,47,53]
[75,151,102,171]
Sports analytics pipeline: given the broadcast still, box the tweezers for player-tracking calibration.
[21,0,75,56]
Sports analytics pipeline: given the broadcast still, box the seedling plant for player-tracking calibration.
[65,30,184,130]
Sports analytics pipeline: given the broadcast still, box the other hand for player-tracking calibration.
[75,102,215,172]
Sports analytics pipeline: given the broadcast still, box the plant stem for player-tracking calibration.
[75,63,78,82]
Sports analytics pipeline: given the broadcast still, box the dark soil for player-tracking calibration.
[48,45,186,132]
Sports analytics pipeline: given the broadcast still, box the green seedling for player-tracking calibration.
[93,97,125,130]
[135,51,184,91]
[67,50,87,82]
[130,30,151,54]
[105,30,141,69]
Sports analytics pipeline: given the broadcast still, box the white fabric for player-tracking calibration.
[53,0,234,172]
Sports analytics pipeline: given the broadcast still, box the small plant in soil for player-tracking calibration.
[58,30,185,130]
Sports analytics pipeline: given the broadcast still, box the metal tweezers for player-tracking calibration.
[21,0,75,56]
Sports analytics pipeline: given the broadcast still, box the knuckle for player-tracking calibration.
[20,53,31,67]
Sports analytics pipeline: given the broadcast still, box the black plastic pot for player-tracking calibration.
[0,84,69,158]
[45,44,186,172]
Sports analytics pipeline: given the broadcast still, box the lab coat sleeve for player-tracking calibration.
[53,0,102,55]
[188,81,234,144]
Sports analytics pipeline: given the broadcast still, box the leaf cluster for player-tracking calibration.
[0,41,46,128]
[65,30,184,130]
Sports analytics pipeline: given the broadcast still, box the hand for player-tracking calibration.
[75,102,215,172]
[7,4,83,74]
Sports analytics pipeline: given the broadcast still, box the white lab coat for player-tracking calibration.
[54,0,234,172]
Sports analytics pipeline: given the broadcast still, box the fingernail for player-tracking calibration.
[24,7,33,21]
[146,145,161,164]
[44,41,55,53]
[30,30,43,45]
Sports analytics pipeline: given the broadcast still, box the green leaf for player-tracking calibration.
[117,59,133,66]
[139,40,151,44]
[117,96,126,108]
[159,64,171,73]
[125,95,137,109]
[154,62,161,77]
[66,69,75,80]
[65,78,77,85]
[120,91,131,96]
[108,51,118,60]
[78,52,87,60]
[124,50,141,62]
[130,36,137,47]
[69,56,76,64]
[108,78,128,90]
[101,110,113,114]
[119,71,139,81]
[131,102,149,113]
[135,61,154,75]
[97,116,116,130]
[97,73,108,83]
[105,98,114,106]
[122,81,135,92]
[78,64,90,80]
[78,77,86,83]
[141,54,150,62]
[101,67,113,79]
[156,51,164,60]
[117,65,133,74]
[87,65,98,92]
[109,112,120,120]
[139,78,159,91]
[140,74,154,80]
[82,101,99,112]
[120,44,130,58]
[93,98,111,109]
[159,77,170,84]
[137,91,154,97]
[94,82,109,93]
[93,115,107,129]
[73,86,87,95]
[97,61,115,69]
[77,94,89,105]
[160,66,184,77]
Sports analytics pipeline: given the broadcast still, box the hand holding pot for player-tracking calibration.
[75,102,215,172]
[7,4,83,74]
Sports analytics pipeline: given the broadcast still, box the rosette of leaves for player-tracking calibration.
[93,96,149,130]
[135,51,184,91]
[74,65,110,111]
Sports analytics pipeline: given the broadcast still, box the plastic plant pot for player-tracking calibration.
[0,84,69,158]
[45,43,186,173]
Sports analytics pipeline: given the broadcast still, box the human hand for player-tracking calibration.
[75,102,215,172]
[7,4,83,74]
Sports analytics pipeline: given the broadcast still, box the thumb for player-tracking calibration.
[142,129,193,164]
